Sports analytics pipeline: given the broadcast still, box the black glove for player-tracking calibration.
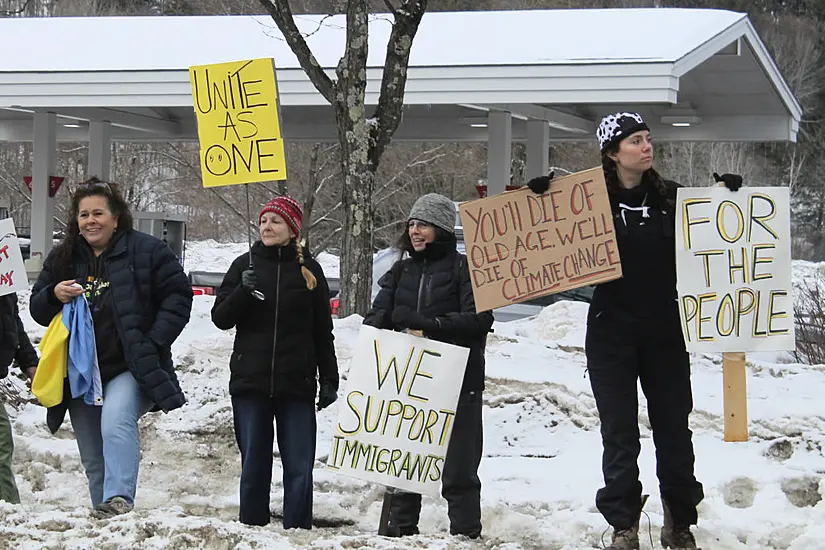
[391,307,440,332]
[240,269,258,293]
[526,171,555,194]
[317,381,338,411]
[713,172,743,192]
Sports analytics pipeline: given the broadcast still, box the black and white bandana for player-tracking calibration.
[596,112,649,152]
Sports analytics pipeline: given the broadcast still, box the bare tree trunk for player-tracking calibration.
[259,0,427,316]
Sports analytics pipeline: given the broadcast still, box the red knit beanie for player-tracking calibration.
[259,196,303,235]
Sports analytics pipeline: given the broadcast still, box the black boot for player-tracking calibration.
[661,500,698,549]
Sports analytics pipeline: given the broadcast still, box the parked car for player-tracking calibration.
[187,271,342,316]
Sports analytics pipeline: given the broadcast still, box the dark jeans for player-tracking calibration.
[586,309,704,530]
[388,390,484,537]
[232,393,316,528]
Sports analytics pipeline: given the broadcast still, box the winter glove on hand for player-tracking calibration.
[391,306,440,332]
[713,172,743,192]
[526,171,555,194]
[317,381,338,411]
[240,269,258,294]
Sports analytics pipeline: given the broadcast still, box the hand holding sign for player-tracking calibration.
[526,171,555,194]
[713,172,744,192]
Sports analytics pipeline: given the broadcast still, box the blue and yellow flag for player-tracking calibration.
[31,297,102,408]
[32,313,69,408]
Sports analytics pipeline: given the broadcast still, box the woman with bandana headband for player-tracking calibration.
[526,113,740,549]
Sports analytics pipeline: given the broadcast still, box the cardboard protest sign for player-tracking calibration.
[458,167,621,312]
[675,187,794,352]
[0,218,28,297]
[189,58,287,187]
[328,326,469,497]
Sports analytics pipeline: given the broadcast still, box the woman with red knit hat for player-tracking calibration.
[211,196,339,529]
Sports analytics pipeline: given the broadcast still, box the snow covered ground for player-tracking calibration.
[1,242,824,549]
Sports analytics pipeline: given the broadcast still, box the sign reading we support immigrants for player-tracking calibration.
[675,187,795,353]
[189,58,287,187]
[459,167,622,312]
[328,326,469,497]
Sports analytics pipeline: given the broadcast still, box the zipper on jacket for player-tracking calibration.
[269,257,281,398]
[416,259,427,313]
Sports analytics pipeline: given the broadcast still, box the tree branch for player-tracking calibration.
[311,226,343,257]
[257,0,336,104]
[382,0,396,14]
[0,0,31,16]
[368,0,428,168]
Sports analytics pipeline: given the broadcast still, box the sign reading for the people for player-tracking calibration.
[458,167,621,312]
[328,326,469,497]
[189,58,287,187]
[675,187,795,352]
[0,218,28,297]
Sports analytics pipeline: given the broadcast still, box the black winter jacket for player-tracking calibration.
[363,237,494,393]
[590,179,682,332]
[0,293,38,379]
[211,241,339,399]
[30,229,192,431]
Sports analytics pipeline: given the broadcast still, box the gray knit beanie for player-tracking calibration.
[408,193,455,234]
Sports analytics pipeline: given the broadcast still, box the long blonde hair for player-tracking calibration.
[294,239,317,290]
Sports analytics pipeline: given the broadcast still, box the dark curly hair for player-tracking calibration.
[50,176,134,280]
[601,142,671,207]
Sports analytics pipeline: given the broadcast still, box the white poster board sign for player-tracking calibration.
[0,218,29,297]
[327,325,469,497]
[675,187,795,352]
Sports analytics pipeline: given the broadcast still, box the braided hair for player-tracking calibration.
[293,239,317,290]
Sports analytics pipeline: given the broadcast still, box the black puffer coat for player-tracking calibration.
[0,293,38,379]
[30,229,192,431]
[364,236,494,393]
[211,241,339,399]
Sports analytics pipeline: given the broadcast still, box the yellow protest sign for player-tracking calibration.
[189,58,287,187]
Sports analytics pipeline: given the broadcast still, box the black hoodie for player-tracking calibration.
[591,178,681,324]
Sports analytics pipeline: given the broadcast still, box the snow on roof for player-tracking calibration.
[0,8,746,72]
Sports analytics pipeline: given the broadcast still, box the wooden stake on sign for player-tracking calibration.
[712,181,749,442]
[723,352,748,441]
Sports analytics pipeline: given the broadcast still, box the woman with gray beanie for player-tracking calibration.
[363,192,494,539]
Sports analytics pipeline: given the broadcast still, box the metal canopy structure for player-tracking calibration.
[0,8,803,265]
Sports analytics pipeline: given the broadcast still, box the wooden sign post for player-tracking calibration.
[675,186,795,442]
[722,352,748,442]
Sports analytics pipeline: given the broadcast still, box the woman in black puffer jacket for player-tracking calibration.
[30,178,192,519]
[211,196,338,530]
[364,193,494,539]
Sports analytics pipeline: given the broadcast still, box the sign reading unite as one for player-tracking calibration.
[189,58,287,187]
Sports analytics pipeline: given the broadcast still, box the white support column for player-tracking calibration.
[29,111,56,268]
[88,120,112,180]
[526,119,550,180]
[486,111,512,196]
